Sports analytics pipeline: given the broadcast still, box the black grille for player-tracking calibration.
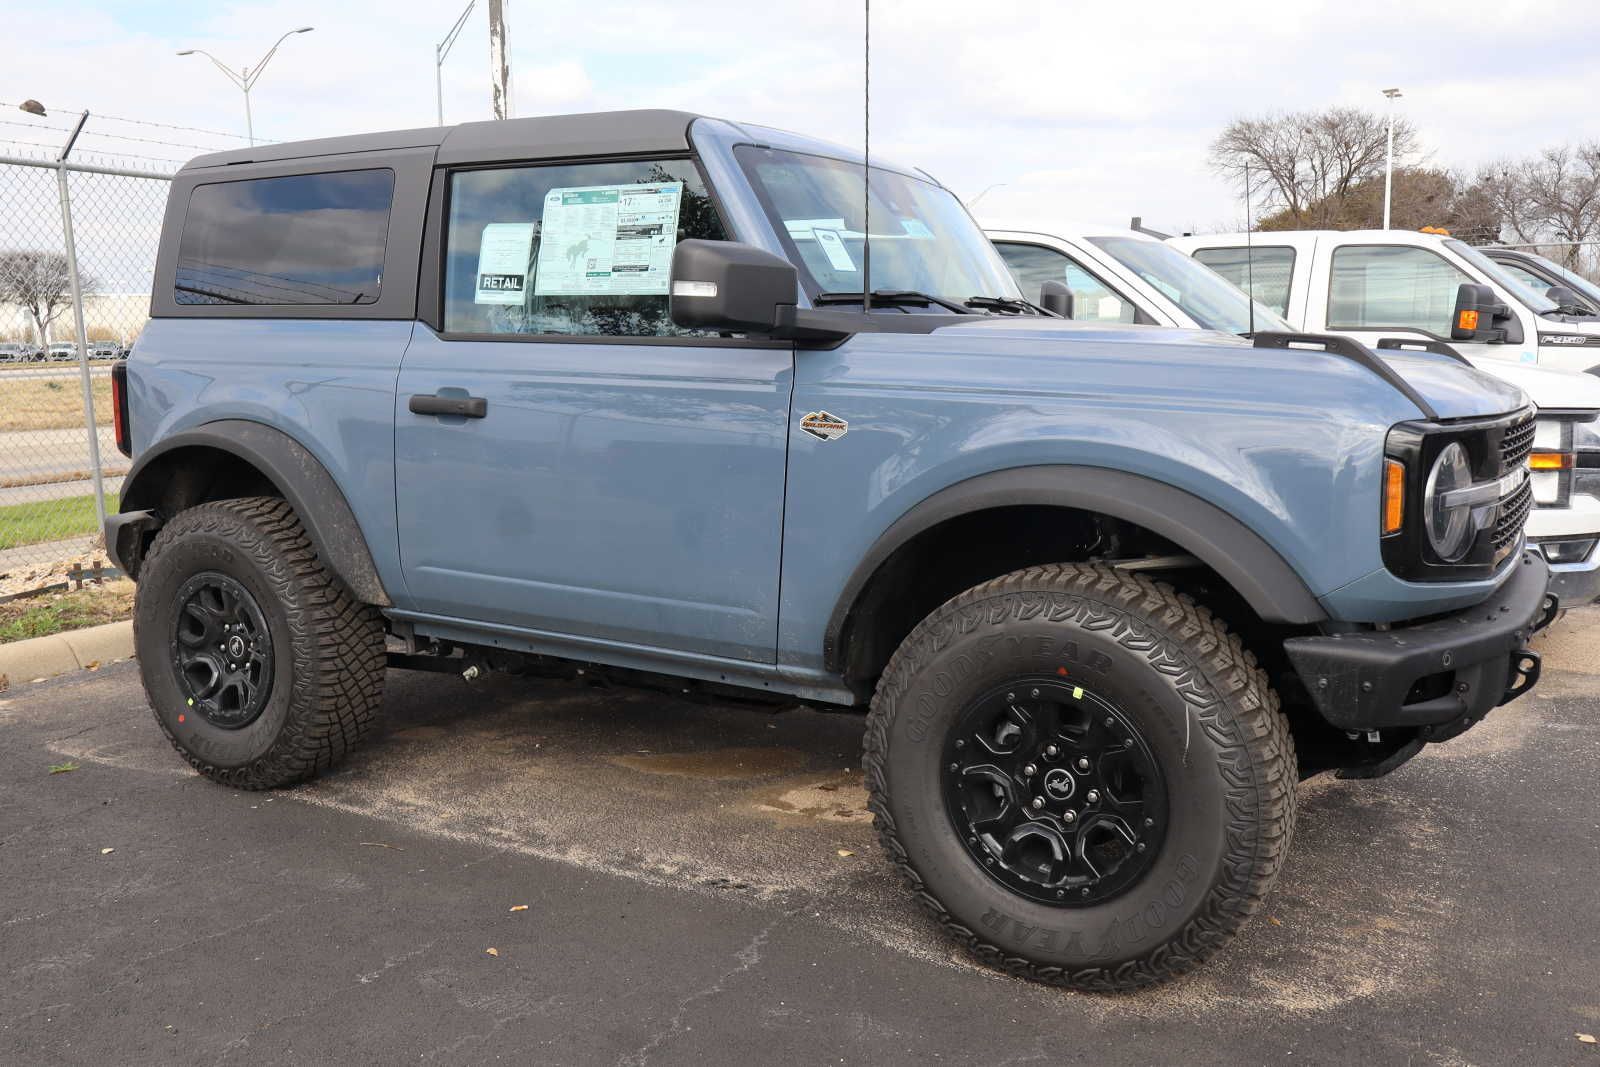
[1500,415,1535,471]
[1491,476,1533,552]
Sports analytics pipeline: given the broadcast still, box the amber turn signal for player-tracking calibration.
[1528,451,1572,470]
[1457,309,1480,332]
[1382,459,1405,534]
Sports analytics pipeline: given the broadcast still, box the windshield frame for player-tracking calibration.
[733,144,1022,309]
[1087,235,1294,334]
[1446,238,1560,315]
[1514,249,1600,306]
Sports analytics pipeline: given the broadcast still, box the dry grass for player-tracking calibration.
[0,377,113,433]
[0,578,133,643]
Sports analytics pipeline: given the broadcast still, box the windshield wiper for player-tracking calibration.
[965,295,1049,316]
[815,289,972,314]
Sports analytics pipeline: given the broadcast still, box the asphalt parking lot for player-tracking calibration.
[3,614,1598,1066]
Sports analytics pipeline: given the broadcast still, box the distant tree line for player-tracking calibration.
[1209,107,1600,274]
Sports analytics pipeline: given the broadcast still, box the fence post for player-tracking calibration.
[55,110,109,536]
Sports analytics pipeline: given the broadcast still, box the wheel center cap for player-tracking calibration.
[1043,767,1075,800]
[226,635,246,660]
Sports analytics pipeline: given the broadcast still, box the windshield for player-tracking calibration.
[1446,239,1559,315]
[1519,250,1600,306]
[1088,236,1292,334]
[735,146,1021,308]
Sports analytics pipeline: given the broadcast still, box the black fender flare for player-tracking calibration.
[823,465,1326,671]
[114,419,391,606]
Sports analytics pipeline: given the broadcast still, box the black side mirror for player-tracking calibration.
[670,240,798,334]
[1039,279,1075,318]
[1546,285,1584,313]
[1451,282,1518,344]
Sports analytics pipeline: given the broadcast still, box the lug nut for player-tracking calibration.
[948,763,958,772]
[1062,810,1076,823]
[1030,797,1044,810]
[1006,692,1015,702]
[1030,688,1040,698]
[1144,818,1154,828]
[1044,744,1059,757]
[1076,758,1090,772]
[1023,763,1037,776]
[1136,842,1146,852]
[1086,790,1099,803]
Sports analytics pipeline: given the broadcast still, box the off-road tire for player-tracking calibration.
[134,496,386,789]
[863,563,1296,991]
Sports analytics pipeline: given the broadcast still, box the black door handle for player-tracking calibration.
[409,393,487,418]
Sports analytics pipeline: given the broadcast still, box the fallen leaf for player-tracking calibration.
[49,761,79,774]
[509,905,529,912]
[817,783,838,792]
[100,847,114,855]
[84,660,100,671]
[485,947,499,957]
[836,849,854,858]
[1268,917,1282,926]
[1578,1033,1596,1044]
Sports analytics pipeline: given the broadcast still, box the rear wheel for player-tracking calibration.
[134,496,386,789]
[863,563,1296,990]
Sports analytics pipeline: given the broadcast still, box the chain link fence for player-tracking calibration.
[0,152,171,595]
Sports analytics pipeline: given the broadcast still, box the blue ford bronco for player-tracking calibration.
[107,110,1554,990]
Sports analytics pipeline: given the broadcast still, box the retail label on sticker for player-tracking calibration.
[474,222,535,305]
[533,182,682,296]
[813,228,857,272]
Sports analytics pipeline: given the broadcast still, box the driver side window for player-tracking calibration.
[994,241,1137,323]
[1328,245,1470,335]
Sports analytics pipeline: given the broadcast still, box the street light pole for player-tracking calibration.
[1382,87,1402,230]
[178,27,315,145]
[436,1,476,127]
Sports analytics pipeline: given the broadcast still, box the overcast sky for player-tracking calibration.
[4,0,1598,234]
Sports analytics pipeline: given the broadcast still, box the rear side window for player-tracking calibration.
[1328,245,1470,334]
[993,241,1137,323]
[175,169,395,306]
[442,158,725,338]
[1192,246,1295,316]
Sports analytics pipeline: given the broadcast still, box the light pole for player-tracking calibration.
[1382,87,1403,230]
[436,1,476,127]
[177,27,315,146]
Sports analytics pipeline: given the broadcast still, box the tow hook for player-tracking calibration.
[462,662,483,682]
[1500,649,1541,704]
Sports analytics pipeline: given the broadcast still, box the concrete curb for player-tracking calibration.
[0,620,133,687]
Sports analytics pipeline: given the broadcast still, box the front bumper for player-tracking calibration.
[1531,538,1600,606]
[1284,551,1555,735]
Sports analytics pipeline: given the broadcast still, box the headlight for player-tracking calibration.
[1424,442,1475,562]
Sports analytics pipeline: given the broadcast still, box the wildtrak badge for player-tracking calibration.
[800,411,848,441]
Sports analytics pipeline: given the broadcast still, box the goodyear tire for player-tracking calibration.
[863,564,1296,990]
[133,496,386,789]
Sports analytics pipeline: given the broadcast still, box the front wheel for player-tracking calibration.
[864,564,1296,990]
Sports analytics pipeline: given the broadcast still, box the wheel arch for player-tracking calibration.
[113,419,391,606]
[824,465,1325,692]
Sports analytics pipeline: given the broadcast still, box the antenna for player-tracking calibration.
[1244,161,1255,337]
[862,0,871,313]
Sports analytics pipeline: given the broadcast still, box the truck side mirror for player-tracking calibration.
[1546,285,1584,314]
[1451,283,1519,344]
[1039,279,1075,318]
[670,239,798,335]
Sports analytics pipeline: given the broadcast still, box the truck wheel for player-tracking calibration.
[863,563,1296,990]
[133,496,386,789]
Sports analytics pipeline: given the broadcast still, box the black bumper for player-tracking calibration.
[104,509,160,579]
[1284,551,1556,735]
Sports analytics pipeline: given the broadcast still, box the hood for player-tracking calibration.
[1463,355,1600,411]
[938,317,1531,420]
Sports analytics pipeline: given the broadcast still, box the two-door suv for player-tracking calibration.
[107,110,1554,990]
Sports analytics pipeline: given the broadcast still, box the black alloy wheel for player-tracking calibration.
[170,570,274,729]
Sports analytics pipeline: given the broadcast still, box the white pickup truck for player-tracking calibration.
[987,221,1600,606]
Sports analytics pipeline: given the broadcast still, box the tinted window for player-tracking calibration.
[1192,246,1295,316]
[176,170,393,305]
[994,241,1136,322]
[1328,245,1470,333]
[443,159,725,338]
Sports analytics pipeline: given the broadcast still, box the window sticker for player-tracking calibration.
[899,218,934,239]
[473,222,536,305]
[533,182,683,296]
[813,228,857,272]
[784,218,848,240]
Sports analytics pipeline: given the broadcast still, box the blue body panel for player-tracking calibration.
[121,116,1535,701]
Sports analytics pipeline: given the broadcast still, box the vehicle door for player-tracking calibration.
[991,239,1154,323]
[1307,240,1539,365]
[395,157,793,664]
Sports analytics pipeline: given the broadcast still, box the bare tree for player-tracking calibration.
[1254,166,1501,241]
[1211,107,1421,227]
[0,250,98,347]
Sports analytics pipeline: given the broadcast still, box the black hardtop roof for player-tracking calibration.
[180,108,709,171]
